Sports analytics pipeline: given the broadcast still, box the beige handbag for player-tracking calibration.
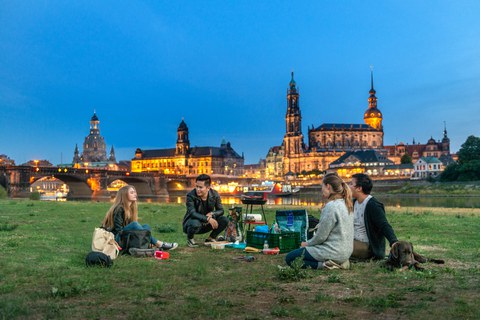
[92,227,120,260]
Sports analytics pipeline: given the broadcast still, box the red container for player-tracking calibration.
[155,250,170,260]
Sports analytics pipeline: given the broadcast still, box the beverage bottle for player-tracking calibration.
[263,240,269,250]
[286,212,294,231]
[274,222,281,233]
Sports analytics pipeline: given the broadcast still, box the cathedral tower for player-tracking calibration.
[176,119,190,155]
[283,72,305,155]
[364,70,383,130]
[441,121,450,155]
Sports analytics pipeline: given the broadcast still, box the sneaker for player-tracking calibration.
[129,248,156,257]
[187,238,198,248]
[160,242,178,251]
[323,260,350,270]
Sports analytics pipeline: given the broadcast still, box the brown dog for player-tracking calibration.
[385,241,445,271]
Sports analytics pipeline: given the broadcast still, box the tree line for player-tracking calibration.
[441,135,480,181]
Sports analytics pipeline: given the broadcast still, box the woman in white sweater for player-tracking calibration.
[285,173,354,269]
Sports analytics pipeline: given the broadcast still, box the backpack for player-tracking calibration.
[91,227,120,260]
[85,251,113,268]
[118,229,151,254]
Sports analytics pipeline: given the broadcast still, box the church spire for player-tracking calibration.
[109,145,116,162]
[284,71,304,156]
[364,67,383,130]
[370,67,376,94]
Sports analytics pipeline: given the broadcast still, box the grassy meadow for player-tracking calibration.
[0,199,479,319]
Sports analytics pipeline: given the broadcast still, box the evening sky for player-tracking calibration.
[1,1,479,165]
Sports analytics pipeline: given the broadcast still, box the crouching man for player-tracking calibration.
[182,174,228,248]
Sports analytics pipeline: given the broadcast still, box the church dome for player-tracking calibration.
[364,107,382,120]
[427,137,436,144]
[91,112,99,122]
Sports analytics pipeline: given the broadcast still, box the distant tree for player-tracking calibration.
[441,135,480,181]
[457,160,480,181]
[457,135,480,165]
[400,154,412,164]
[440,163,459,181]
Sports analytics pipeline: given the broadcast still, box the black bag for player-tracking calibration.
[85,251,113,268]
[119,229,151,254]
[307,214,320,240]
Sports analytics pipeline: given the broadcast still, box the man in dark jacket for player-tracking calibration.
[183,174,228,247]
[349,173,398,259]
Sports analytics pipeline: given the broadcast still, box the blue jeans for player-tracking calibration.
[285,247,320,269]
[115,222,158,245]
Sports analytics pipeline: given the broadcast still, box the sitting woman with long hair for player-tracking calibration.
[102,185,178,251]
[285,173,353,269]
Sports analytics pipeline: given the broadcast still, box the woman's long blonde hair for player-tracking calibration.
[102,185,138,228]
[322,173,353,213]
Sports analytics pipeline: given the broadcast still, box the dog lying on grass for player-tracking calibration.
[385,240,445,271]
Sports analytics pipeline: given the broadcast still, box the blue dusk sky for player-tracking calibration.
[1,1,479,165]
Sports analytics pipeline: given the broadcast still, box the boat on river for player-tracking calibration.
[211,182,243,196]
[242,181,300,197]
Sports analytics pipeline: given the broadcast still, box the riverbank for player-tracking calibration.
[1,200,479,319]
[299,180,480,197]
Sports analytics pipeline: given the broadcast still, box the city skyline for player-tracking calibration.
[1,1,479,165]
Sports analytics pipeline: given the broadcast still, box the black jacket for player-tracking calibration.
[363,197,398,259]
[182,188,224,227]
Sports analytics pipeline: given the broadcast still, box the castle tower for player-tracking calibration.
[81,112,108,162]
[176,119,190,155]
[364,70,383,130]
[109,145,116,162]
[283,72,304,155]
[441,121,450,154]
[72,144,81,165]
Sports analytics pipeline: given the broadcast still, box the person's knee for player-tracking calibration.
[217,216,229,229]
[185,219,202,235]
[285,250,299,266]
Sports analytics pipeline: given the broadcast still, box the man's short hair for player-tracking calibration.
[196,174,211,187]
[352,173,373,195]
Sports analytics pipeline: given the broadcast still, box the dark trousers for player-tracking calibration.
[183,216,229,239]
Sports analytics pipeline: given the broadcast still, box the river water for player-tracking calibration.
[144,193,480,209]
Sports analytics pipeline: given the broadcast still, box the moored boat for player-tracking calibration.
[242,181,300,197]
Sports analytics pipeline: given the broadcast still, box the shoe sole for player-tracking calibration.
[163,244,178,251]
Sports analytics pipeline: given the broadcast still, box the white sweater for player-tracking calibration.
[306,199,354,263]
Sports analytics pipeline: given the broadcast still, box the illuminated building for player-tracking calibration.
[131,119,244,176]
[385,124,453,165]
[412,157,444,179]
[266,71,384,178]
[0,154,15,166]
[70,112,118,169]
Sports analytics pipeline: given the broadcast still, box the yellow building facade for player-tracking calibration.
[131,120,244,176]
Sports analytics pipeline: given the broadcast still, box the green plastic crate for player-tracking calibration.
[246,231,301,253]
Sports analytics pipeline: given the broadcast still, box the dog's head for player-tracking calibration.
[388,241,416,268]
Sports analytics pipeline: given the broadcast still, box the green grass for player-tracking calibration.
[1,200,479,319]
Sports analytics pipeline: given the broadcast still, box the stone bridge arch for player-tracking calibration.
[31,174,92,199]
[166,179,190,193]
[106,176,155,197]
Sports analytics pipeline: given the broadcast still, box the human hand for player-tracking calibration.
[208,217,219,229]
[300,241,308,247]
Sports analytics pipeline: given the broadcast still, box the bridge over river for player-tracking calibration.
[0,165,241,200]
